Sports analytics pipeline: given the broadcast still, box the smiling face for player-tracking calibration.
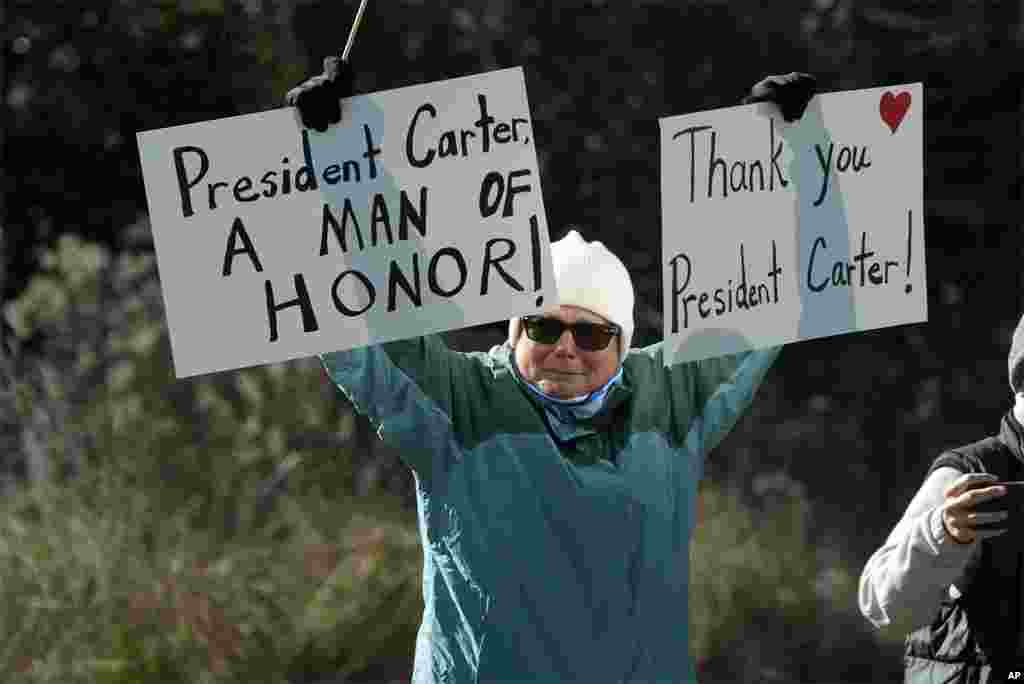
[513,305,620,400]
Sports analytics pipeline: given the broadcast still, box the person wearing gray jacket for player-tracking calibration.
[859,314,1024,682]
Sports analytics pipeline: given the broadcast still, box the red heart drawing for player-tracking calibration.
[879,91,912,133]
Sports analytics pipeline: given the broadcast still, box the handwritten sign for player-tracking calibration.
[137,67,556,378]
[659,83,926,363]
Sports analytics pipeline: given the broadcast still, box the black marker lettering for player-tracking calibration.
[172,145,209,218]
[266,274,319,342]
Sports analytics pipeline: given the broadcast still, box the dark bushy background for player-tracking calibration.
[1,1,1021,682]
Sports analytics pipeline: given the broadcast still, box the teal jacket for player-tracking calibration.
[320,336,779,683]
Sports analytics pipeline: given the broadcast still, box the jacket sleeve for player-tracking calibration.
[629,342,780,462]
[857,466,977,635]
[319,335,493,483]
[688,345,781,460]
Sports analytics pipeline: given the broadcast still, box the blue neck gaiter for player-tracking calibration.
[511,350,623,441]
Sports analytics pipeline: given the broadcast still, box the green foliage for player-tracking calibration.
[0,474,421,683]
[2,238,422,681]
[690,479,882,682]
[691,482,814,662]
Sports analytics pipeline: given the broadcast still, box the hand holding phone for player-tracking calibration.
[941,474,1014,543]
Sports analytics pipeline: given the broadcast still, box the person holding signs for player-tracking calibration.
[288,61,814,683]
[859,315,1024,682]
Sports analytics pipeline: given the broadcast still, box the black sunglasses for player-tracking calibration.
[520,316,621,351]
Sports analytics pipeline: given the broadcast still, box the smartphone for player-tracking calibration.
[969,481,1024,529]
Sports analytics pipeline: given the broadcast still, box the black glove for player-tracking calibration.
[284,55,356,132]
[742,72,817,122]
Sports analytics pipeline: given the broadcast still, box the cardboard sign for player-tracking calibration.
[137,67,556,378]
[659,83,926,364]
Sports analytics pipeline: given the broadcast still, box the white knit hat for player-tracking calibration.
[508,230,635,362]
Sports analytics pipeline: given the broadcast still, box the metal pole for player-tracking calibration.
[341,0,370,62]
